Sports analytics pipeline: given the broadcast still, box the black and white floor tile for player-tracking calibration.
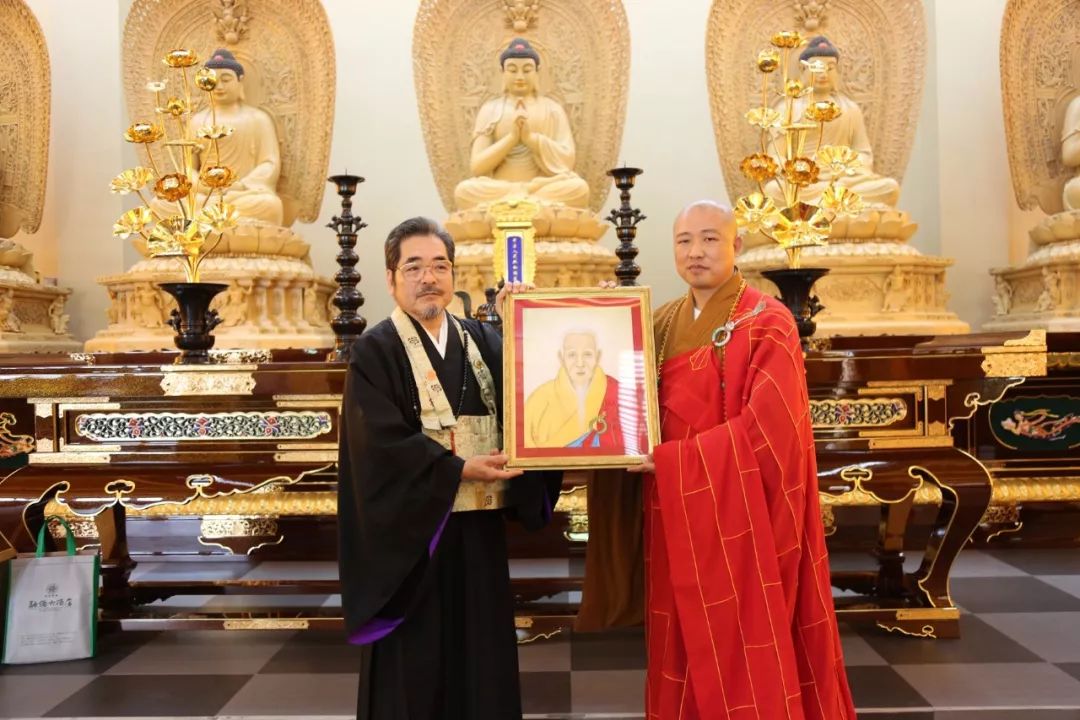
[3,549,1080,719]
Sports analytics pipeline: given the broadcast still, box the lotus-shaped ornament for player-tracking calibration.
[734,193,781,234]
[820,184,864,217]
[740,153,779,184]
[109,167,156,195]
[163,49,199,68]
[770,31,804,49]
[816,145,862,178]
[153,173,192,203]
[112,206,156,239]
[124,122,164,144]
[200,165,236,190]
[756,49,781,73]
[805,99,841,123]
[195,67,218,91]
[197,125,234,141]
[772,202,832,250]
[783,157,820,186]
[745,107,781,130]
[196,202,239,234]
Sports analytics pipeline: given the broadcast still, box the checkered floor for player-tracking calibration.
[3,548,1080,719]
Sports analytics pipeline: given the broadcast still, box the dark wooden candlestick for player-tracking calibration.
[326,173,368,362]
[605,166,646,286]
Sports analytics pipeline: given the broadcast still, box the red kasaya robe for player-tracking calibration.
[645,279,855,720]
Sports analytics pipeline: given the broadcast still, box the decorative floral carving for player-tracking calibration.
[0,411,34,457]
[75,410,332,442]
[211,0,250,45]
[502,0,540,32]
[160,370,256,396]
[794,0,830,31]
[810,398,907,428]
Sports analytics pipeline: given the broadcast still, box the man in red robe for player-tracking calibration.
[580,201,855,719]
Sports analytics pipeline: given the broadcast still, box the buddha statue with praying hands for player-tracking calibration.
[453,38,590,211]
[413,0,629,305]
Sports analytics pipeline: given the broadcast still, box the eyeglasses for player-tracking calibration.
[396,260,454,282]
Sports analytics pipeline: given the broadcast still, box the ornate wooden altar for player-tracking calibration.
[0,330,1059,639]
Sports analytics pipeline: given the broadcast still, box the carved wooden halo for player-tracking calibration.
[413,0,631,214]
[0,0,50,236]
[706,0,926,202]
[1000,0,1080,215]
[122,0,336,227]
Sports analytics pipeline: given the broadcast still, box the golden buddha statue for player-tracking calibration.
[453,38,590,210]
[772,36,901,208]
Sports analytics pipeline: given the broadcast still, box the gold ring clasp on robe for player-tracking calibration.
[592,411,608,435]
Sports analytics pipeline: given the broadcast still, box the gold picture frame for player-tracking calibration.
[503,287,661,469]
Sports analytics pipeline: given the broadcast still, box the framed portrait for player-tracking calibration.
[503,287,661,469]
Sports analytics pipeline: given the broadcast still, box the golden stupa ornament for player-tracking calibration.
[109,48,239,283]
[733,31,864,269]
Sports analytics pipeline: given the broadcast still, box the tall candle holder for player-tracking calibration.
[326,173,368,361]
[605,166,646,286]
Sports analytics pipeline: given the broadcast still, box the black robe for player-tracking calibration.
[338,314,561,720]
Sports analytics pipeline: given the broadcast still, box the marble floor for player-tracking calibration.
[3,548,1080,719]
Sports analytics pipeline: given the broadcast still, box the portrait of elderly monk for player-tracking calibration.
[524,328,625,451]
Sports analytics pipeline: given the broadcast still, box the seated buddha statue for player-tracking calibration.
[453,38,590,210]
[772,36,901,208]
[195,49,283,224]
[1061,94,1080,211]
[152,49,283,226]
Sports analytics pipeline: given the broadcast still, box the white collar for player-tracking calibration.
[693,305,701,320]
[422,312,449,358]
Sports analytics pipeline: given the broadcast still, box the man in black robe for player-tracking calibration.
[338,216,561,720]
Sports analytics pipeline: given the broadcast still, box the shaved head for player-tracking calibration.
[672,200,737,235]
[672,200,741,305]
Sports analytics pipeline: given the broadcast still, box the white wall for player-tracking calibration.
[933,0,1012,330]
[15,0,1017,340]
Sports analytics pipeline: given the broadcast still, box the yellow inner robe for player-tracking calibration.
[524,366,609,448]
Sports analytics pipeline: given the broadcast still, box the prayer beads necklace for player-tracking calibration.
[456,331,470,417]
